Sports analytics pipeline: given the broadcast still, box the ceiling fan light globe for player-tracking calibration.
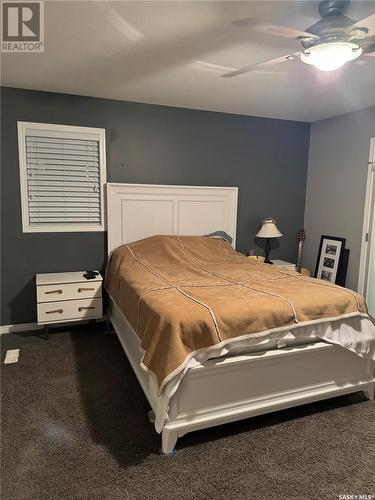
[300,42,362,71]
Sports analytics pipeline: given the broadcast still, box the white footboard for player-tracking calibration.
[107,299,375,455]
[162,342,374,453]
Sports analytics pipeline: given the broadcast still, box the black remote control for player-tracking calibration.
[83,270,99,280]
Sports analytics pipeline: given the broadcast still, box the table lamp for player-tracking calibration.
[256,218,283,264]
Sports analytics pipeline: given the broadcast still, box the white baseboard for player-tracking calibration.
[0,322,43,334]
[0,317,106,335]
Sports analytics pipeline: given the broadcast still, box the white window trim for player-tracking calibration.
[18,121,107,233]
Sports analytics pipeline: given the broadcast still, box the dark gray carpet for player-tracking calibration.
[1,325,374,500]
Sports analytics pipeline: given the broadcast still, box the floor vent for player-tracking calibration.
[4,349,20,364]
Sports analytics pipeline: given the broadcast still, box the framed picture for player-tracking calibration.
[314,235,346,284]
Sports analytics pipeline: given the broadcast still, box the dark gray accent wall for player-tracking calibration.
[1,87,310,325]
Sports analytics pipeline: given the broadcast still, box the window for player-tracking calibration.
[18,122,106,233]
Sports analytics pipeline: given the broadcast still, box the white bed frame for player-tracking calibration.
[106,183,375,454]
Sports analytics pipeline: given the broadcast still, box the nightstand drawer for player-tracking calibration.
[37,281,102,303]
[37,298,102,324]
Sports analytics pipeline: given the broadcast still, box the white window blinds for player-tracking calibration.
[18,123,106,233]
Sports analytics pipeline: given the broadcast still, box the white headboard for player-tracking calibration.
[106,183,238,254]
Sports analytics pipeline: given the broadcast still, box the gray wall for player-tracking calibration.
[304,106,375,290]
[1,87,310,325]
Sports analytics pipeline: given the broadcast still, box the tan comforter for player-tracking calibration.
[106,235,367,390]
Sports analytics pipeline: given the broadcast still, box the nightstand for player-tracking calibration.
[272,259,297,271]
[248,255,265,262]
[36,271,103,338]
[272,260,311,276]
[248,256,310,275]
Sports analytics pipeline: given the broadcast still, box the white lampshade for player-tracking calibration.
[256,218,283,239]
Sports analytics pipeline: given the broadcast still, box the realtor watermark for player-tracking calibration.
[1,0,44,52]
[338,495,373,500]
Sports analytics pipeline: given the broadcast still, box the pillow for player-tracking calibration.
[204,231,233,245]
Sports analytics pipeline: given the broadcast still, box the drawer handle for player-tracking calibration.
[78,306,96,311]
[45,289,63,295]
[78,287,95,292]
[45,309,63,314]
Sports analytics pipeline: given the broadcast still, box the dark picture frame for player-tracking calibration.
[314,235,347,285]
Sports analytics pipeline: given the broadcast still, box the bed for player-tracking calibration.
[106,183,375,454]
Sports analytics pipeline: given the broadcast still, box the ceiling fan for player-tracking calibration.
[223,0,375,77]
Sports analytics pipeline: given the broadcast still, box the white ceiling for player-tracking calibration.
[2,0,375,122]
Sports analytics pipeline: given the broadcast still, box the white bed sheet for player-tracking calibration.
[147,316,375,431]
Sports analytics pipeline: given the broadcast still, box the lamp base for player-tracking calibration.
[264,238,273,264]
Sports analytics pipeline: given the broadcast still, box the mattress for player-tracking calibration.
[106,235,368,392]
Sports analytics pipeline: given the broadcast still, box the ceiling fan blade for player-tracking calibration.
[255,23,318,40]
[233,18,318,40]
[232,17,260,29]
[352,13,375,36]
[222,52,300,78]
